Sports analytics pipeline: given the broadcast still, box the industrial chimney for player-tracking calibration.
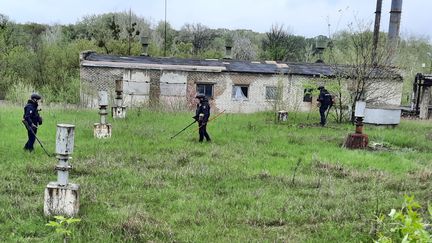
[224,39,233,59]
[388,0,403,45]
[140,36,149,56]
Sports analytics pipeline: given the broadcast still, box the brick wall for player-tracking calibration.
[80,66,123,107]
[80,65,403,113]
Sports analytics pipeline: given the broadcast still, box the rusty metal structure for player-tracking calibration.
[344,101,369,149]
[411,73,432,118]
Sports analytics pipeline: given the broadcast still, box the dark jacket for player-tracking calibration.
[23,100,42,127]
[195,99,210,123]
[317,89,333,107]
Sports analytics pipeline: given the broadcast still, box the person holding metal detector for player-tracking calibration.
[22,93,43,152]
[193,94,211,142]
[317,86,334,126]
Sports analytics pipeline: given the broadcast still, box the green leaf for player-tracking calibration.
[54,215,66,221]
[45,221,60,227]
[66,218,81,224]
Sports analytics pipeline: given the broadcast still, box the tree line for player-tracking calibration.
[0,11,431,104]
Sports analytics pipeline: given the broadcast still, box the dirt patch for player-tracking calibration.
[120,212,174,242]
[367,142,393,151]
[246,218,286,227]
[367,142,417,153]
[408,168,432,182]
[314,161,350,178]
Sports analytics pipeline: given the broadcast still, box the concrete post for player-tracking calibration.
[44,124,80,217]
[112,79,127,119]
[94,91,112,138]
[419,86,431,119]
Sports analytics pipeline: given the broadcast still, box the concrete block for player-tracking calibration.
[44,182,80,217]
[277,110,288,122]
[94,123,112,138]
[112,106,127,119]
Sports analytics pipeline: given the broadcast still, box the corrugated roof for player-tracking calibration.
[85,53,224,67]
[288,63,334,76]
[81,52,400,79]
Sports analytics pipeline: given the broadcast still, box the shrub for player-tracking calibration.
[5,81,35,104]
[375,195,431,242]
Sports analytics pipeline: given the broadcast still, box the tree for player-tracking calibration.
[154,21,176,57]
[261,24,288,61]
[232,33,257,61]
[77,11,150,55]
[324,22,401,122]
[261,24,308,62]
[179,23,217,56]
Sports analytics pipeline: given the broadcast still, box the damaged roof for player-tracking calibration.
[81,51,399,79]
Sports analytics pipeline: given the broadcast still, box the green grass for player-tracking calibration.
[0,104,431,242]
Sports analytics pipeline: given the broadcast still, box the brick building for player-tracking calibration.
[79,51,403,115]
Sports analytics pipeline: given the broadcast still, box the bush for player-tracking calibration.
[375,195,432,242]
[5,81,35,104]
[39,77,80,104]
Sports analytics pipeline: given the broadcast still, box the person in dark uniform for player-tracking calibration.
[23,93,43,152]
[193,94,211,142]
[317,86,333,126]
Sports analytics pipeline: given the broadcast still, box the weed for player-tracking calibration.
[46,216,81,243]
[374,195,432,242]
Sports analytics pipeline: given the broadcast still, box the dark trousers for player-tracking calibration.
[319,105,329,125]
[24,127,37,151]
[198,121,211,142]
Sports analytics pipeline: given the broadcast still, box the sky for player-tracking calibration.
[0,0,431,39]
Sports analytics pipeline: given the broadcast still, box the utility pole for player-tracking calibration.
[128,8,132,55]
[164,0,167,57]
[372,0,382,65]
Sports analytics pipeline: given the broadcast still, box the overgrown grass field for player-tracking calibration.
[0,104,431,242]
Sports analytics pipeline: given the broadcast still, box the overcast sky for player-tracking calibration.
[0,0,430,39]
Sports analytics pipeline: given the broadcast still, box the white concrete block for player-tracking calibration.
[94,123,112,138]
[44,182,80,217]
[112,106,127,119]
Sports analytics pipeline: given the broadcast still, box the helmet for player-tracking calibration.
[195,93,206,99]
[31,93,42,100]
[317,86,325,90]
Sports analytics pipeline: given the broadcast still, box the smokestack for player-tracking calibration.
[224,45,232,59]
[140,36,149,56]
[372,0,383,65]
[224,39,233,59]
[388,0,403,44]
